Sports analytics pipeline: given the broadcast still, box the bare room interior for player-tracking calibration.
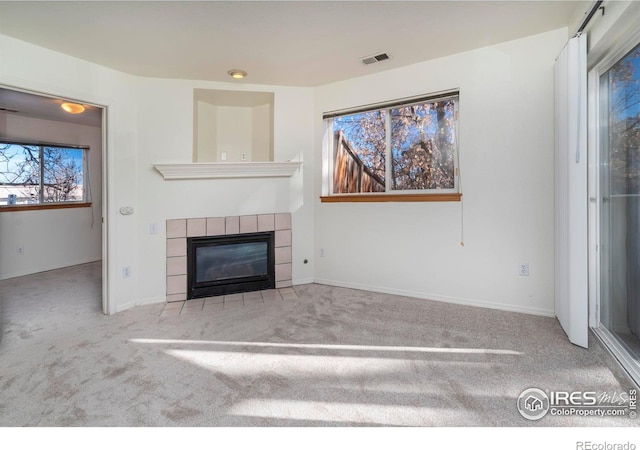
[1,1,639,430]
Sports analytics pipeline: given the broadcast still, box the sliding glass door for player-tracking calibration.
[597,40,640,383]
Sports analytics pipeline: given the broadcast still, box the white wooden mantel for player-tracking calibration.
[153,161,302,180]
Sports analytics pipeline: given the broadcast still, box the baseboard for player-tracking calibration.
[293,277,315,286]
[313,278,555,318]
[115,296,165,314]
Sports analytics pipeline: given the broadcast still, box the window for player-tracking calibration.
[594,37,640,384]
[323,91,460,201]
[0,142,89,208]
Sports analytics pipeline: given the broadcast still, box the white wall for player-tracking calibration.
[195,101,274,162]
[0,114,102,279]
[195,100,217,162]
[217,106,252,161]
[314,28,568,316]
[252,103,272,162]
[586,1,640,67]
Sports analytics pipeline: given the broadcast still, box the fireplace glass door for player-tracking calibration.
[188,232,275,298]
[195,241,268,283]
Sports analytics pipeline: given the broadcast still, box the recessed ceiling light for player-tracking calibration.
[61,102,85,114]
[227,69,247,79]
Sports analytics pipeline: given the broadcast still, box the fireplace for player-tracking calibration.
[166,213,292,303]
[187,232,275,299]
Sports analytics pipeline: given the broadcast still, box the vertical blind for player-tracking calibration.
[554,33,589,348]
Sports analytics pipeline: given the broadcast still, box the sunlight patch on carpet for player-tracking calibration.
[129,338,523,355]
[228,398,470,426]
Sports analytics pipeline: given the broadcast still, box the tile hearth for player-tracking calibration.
[159,287,299,317]
[165,213,293,303]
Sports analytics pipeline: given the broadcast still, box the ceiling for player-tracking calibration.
[0,88,103,127]
[0,1,582,127]
[0,1,582,88]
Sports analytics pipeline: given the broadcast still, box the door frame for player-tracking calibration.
[0,83,111,315]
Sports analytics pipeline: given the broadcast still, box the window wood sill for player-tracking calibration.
[0,202,92,212]
[320,193,462,203]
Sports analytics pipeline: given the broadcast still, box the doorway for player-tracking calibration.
[0,86,109,314]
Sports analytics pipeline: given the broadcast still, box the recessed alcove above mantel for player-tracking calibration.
[153,161,302,180]
[194,88,274,163]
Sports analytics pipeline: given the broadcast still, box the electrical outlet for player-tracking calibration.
[320,248,325,257]
[123,266,131,278]
[16,246,24,256]
[221,152,227,161]
[149,223,158,235]
[519,263,529,276]
[241,152,247,161]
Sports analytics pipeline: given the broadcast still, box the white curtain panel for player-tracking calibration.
[554,33,588,348]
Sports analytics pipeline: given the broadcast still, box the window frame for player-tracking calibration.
[588,22,640,386]
[0,140,90,211]
[322,90,461,202]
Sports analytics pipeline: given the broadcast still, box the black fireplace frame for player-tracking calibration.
[187,231,275,299]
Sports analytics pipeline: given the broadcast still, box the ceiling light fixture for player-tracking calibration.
[61,102,85,114]
[227,69,247,79]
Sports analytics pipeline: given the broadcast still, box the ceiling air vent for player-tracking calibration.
[0,107,19,113]
[361,53,390,65]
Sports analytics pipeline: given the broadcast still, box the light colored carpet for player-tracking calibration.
[0,261,636,426]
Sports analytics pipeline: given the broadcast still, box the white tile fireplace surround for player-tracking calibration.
[165,213,292,302]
